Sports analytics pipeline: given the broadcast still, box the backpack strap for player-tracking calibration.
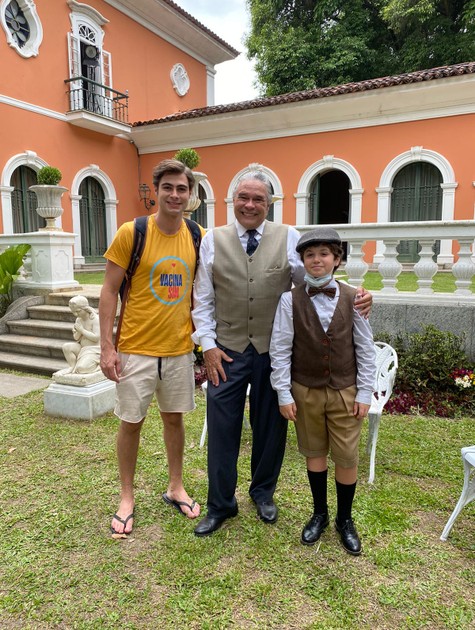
[184,218,202,273]
[115,215,148,350]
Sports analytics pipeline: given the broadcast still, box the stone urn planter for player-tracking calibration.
[29,166,66,230]
[29,184,68,230]
[185,171,207,217]
[173,149,205,218]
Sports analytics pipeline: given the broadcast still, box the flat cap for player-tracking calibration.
[296,227,341,253]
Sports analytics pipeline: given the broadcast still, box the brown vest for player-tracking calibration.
[213,221,291,353]
[291,282,357,389]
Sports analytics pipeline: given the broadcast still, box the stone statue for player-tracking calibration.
[61,295,101,375]
[48,295,114,416]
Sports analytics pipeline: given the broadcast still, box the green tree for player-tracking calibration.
[246,0,475,96]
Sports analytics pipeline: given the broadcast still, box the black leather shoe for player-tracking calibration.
[301,513,329,546]
[194,509,238,537]
[255,500,278,524]
[335,518,362,555]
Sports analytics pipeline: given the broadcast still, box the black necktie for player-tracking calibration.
[246,229,259,256]
[308,286,336,299]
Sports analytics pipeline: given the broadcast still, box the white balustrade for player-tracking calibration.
[1,220,474,299]
[452,238,475,296]
[295,220,475,302]
[414,239,438,294]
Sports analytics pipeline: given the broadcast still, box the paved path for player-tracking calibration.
[0,373,49,398]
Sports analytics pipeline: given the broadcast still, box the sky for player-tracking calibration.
[173,0,259,104]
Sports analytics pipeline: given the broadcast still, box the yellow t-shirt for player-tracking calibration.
[105,216,203,357]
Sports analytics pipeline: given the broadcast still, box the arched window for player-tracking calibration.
[79,177,107,260]
[391,162,442,262]
[11,165,45,232]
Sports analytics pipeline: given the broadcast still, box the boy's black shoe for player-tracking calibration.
[335,518,362,555]
[301,512,329,545]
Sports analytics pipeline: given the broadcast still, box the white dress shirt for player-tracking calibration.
[269,278,376,406]
[192,220,305,352]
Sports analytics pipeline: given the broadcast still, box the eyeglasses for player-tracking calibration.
[236,194,268,206]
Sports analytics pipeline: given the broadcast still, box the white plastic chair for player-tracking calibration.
[366,341,398,484]
[440,446,475,541]
[199,381,251,448]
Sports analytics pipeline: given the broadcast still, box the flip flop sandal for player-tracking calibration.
[110,512,134,536]
[162,492,197,517]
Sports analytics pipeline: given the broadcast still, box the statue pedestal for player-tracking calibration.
[44,377,115,420]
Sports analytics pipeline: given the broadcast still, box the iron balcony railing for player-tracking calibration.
[64,76,129,124]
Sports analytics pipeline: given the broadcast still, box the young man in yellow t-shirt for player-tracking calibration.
[99,159,204,536]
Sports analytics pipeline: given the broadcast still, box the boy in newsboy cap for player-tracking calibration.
[269,227,376,555]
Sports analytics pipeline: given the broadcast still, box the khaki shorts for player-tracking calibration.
[292,382,362,468]
[115,352,195,423]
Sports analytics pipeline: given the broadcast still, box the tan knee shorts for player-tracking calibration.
[115,352,195,423]
[292,382,362,468]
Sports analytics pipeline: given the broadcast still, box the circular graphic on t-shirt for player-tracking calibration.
[150,256,191,305]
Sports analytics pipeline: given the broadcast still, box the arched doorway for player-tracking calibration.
[79,176,107,260]
[391,162,442,263]
[309,170,350,225]
[309,170,350,257]
[10,165,45,232]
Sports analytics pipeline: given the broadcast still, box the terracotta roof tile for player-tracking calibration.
[133,61,475,127]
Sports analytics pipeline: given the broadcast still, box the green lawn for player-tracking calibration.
[75,270,475,293]
[75,271,105,285]
[1,381,474,628]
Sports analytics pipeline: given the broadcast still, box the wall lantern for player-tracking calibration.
[139,184,155,210]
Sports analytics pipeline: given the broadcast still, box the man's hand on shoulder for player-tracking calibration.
[354,287,372,319]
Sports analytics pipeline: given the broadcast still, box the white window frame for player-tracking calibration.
[0,0,43,58]
[67,2,112,115]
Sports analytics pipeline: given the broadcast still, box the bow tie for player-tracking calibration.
[308,286,336,299]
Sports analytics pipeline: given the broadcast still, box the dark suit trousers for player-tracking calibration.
[206,343,288,517]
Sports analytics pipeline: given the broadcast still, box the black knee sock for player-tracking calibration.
[335,480,356,524]
[307,469,328,515]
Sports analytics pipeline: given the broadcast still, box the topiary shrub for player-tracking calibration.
[174,148,200,170]
[37,166,62,185]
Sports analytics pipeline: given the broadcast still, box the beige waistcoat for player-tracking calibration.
[213,221,291,354]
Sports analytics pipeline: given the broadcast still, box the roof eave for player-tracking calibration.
[103,0,238,65]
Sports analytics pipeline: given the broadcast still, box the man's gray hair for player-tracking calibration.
[233,170,273,204]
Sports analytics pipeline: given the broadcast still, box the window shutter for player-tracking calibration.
[67,32,80,78]
[101,49,112,88]
[101,50,112,117]
[67,33,82,110]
